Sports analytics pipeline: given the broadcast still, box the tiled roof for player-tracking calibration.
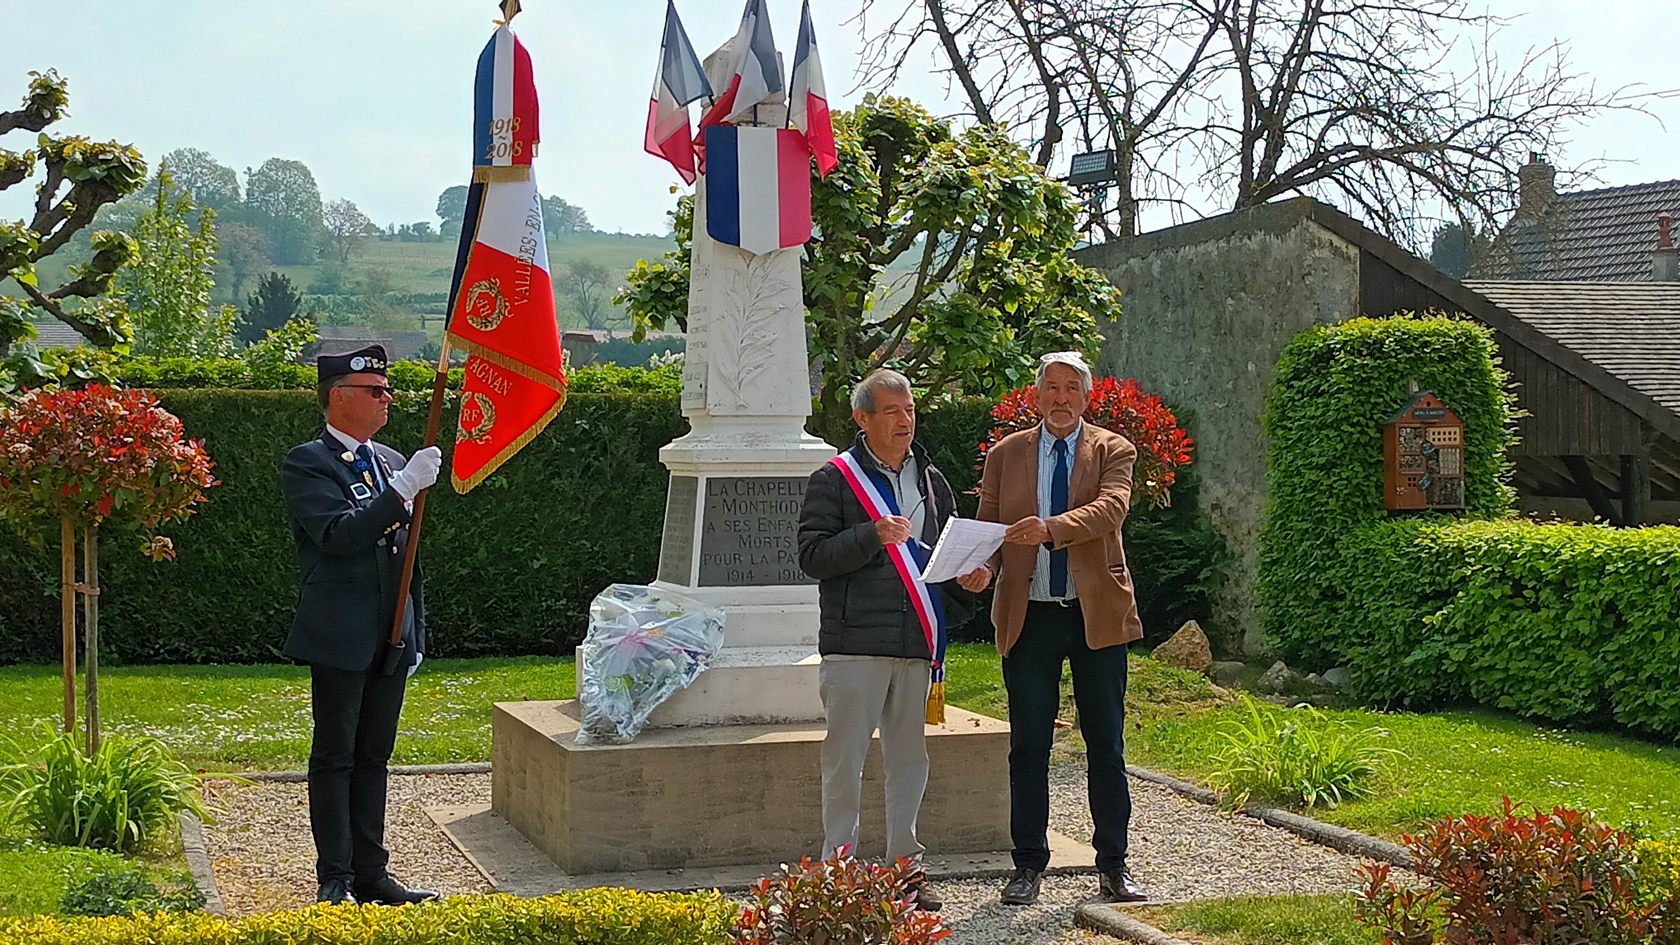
[1464,281,1680,417]
[1480,179,1680,281]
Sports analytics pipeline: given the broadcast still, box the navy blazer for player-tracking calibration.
[281,430,425,672]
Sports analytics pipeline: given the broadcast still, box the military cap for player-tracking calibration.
[317,345,389,383]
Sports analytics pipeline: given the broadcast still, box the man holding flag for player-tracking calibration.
[797,370,990,911]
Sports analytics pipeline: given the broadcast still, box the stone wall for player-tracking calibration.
[1076,201,1362,654]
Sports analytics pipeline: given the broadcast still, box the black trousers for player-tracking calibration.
[307,662,406,886]
[1003,599,1132,872]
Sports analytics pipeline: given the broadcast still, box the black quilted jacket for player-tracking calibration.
[798,434,977,658]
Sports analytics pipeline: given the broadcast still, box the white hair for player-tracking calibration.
[1035,351,1092,391]
[851,369,913,412]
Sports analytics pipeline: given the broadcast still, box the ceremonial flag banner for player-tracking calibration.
[447,176,565,491]
[473,24,539,182]
[788,0,837,177]
[697,0,783,134]
[704,125,812,255]
[645,0,714,185]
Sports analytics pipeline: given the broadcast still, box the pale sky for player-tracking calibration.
[0,1,1675,237]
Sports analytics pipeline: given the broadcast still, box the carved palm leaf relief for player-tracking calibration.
[710,252,793,407]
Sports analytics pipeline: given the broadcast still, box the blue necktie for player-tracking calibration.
[1050,437,1069,597]
[355,445,385,494]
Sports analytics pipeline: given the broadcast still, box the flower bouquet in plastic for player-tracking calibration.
[576,583,726,743]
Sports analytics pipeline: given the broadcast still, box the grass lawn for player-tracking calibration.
[0,657,574,773]
[2,648,1675,844]
[0,838,132,917]
[1131,894,1380,945]
[0,833,195,918]
[1126,684,1680,842]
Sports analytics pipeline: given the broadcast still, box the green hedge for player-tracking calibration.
[0,390,684,664]
[1259,315,1517,669]
[0,889,735,944]
[0,386,1220,663]
[1339,519,1680,736]
[110,357,684,395]
[1259,315,1680,738]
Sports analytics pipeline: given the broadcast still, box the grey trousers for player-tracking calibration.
[819,654,931,864]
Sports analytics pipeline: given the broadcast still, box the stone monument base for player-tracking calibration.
[492,700,1014,875]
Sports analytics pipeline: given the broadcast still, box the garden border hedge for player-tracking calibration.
[0,888,736,945]
[1259,315,1680,737]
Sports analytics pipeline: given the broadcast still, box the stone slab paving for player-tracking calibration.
[202,759,1391,943]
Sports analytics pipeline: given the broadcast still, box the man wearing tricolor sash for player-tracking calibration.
[797,370,990,912]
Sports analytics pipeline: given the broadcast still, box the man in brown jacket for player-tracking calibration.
[974,350,1146,906]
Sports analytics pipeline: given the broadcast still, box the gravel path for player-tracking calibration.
[202,758,1389,942]
[203,774,493,916]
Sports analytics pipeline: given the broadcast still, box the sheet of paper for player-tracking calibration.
[919,518,1011,584]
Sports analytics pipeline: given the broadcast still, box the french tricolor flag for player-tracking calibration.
[704,126,812,256]
[788,0,837,178]
[472,24,539,183]
[697,0,783,135]
[644,1,713,185]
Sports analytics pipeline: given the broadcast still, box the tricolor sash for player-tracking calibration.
[829,448,949,723]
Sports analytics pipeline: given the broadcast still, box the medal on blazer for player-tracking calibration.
[340,450,355,463]
[350,482,374,500]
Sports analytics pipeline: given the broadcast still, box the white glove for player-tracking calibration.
[390,446,442,501]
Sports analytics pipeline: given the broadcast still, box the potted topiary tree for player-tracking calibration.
[0,384,215,752]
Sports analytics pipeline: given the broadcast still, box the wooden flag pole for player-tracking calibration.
[384,336,453,674]
[383,337,452,675]
[383,176,486,675]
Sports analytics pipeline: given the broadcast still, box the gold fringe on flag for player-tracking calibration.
[925,680,946,725]
[473,165,531,183]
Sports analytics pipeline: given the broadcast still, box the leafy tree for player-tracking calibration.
[322,197,371,264]
[1430,223,1485,279]
[240,315,317,369]
[240,270,302,345]
[618,96,1115,437]
[542,195,591,236]
[0,385,214,747]
[244,157,323,265]
[0,70,146,388]
[160,147,239,211]
[398,221,435,242]
[559,260,614,330]
[437,184,469,240]
[118,164,237,357]
[215,221,270,300]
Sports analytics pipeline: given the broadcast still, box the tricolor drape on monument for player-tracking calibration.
[388,1,565,665]
[645,0,836,185]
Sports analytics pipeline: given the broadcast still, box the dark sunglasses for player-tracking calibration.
[340,384,394,399]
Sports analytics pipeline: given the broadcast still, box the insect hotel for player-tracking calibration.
[1384,391,1466,511]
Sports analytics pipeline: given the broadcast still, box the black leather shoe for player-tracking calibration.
[1099,866,1147,903]
[905,878,943,912]
[1000,866,1041,906]
[317,879,355,905]
[354,874,439,906]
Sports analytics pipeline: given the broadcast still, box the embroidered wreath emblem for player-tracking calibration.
[463,278,510,331]
[457,392,497,445]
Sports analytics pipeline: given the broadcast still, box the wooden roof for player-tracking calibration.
[1464,281,1680,420]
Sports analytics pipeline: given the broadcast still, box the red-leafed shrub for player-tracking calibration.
[981,376,1193,509]
[731,853,950,945]
[1354,798,1678,945]
[0,384,214,557]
